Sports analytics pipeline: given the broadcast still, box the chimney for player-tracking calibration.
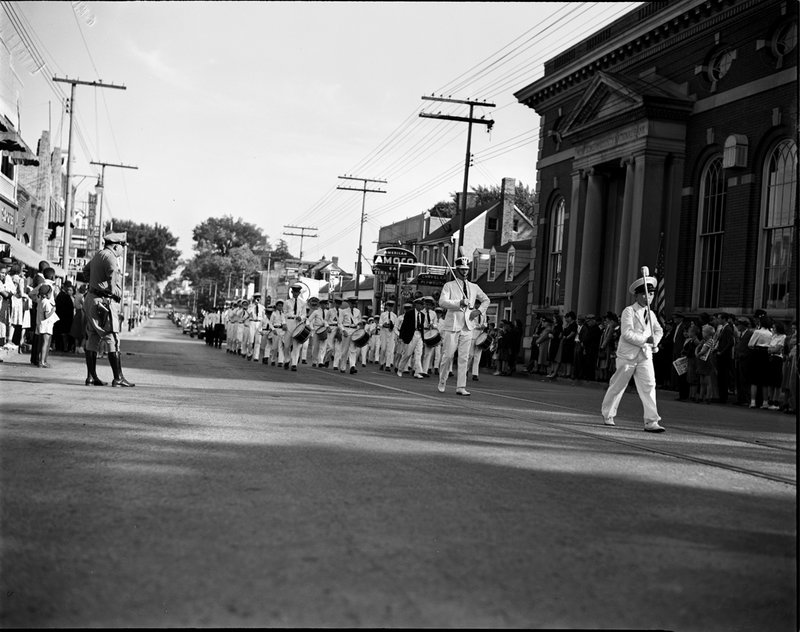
[500,177,516,246]
[331,256,339,266]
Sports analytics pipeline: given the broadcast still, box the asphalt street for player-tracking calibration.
[0,311,796,629]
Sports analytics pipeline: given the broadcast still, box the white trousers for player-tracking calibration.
[379,330,395,367]
[439,329,473,389]
[398,331,424,376]
[601,352,661,423]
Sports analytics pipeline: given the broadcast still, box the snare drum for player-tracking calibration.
[292,322,311,343]
[351,329,370,348]
[475,332,491,350]
[423,329,442,347]
[315,325,328,341]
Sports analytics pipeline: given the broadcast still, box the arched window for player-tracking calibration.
[545,197,565,306]
[758,139,797,310]
[695,157,726,308]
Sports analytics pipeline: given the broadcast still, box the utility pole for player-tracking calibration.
[419,96,495,252]
[53,76,126,277]
[90,160,138,246]
[282,224,318,270]
[337,176,387,300]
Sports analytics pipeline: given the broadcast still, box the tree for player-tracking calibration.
[192,215,267,256]
[111,220,180,282]
[466,182,536,218]
[427,200,456,218]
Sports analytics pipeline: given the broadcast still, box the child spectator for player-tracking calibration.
[36,284,59,368]
[684,323,700,402]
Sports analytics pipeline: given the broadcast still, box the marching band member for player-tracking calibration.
[283,283,307,371]
[432,306,445,375]
[339,296,361,374]
[259,304,274,364]
[438,254,490,396]
[600,272,666,432]
[245,293,266,361]
[420,296,440,377]
[468,310,486,381]
[326,297,343,369]
[365,317,378,366]
[397,297,427,379]
[378,299,398,372]
[269,299,287,367]
[305,296,326,367]
[393,302,412,373]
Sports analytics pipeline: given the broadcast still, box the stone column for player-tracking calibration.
[614,156,635,312]
[562,170,586,310]
[577,168,605,315]
[627,153,667,281]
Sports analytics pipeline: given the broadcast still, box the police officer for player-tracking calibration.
[82,232,134,387]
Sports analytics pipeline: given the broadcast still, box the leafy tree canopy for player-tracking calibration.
[468,182,536,217]
[112,219,180,282]
[192,215,268,256]
[426,182,535,220]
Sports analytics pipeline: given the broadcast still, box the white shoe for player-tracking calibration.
[768,405,780,411]
[456,388,471,396]
[603,417,615,426]
[413,373,425,379]
[396,369,403,377]
[437,383,445,393]
[644,421,666,433]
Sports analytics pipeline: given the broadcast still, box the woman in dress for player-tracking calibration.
[546,314,563,379]
[747,316,774,408]
[535,317,553,375]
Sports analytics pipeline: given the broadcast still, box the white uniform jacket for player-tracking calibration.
[616,303,663,362]
[438,278,490,332]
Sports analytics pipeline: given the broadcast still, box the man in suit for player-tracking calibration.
[601,273,665,432]
[397,296,426,379]
[713,312,736,404]
[437,254,490,396]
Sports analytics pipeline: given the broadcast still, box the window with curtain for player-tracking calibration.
[505,248,515,281]
[696,156,726,307]
[545,198,565,306]
[760,139,797,309]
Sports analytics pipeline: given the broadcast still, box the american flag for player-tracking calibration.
[654,233,666,318]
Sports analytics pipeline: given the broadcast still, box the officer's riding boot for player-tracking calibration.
[84,350,106,386]
[108,351,135,387]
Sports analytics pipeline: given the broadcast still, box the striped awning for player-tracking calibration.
[0,232,66,277]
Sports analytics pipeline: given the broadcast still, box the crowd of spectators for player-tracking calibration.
[0,255,153,367]
[516,308,796,415]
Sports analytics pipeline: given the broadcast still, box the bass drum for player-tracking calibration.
[315,325,329,341]
[351,329,370,348]
[292,323,311,343]
[423,329,442,347]
[474,332,492,350]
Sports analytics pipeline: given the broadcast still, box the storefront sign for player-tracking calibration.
[372,247,417,271]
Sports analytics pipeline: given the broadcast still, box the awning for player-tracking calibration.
[0,233,66,277]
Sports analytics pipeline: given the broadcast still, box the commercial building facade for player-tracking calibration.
[515,0,797,322]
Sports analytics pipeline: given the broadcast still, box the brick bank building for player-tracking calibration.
[514,0,797,324]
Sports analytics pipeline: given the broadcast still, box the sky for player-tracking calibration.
[9,1,641,273]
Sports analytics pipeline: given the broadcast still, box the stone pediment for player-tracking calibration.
[560,71,692,138]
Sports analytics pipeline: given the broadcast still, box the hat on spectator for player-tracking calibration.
[385,299,395,305]
[422,296,436,303]
[403,302,413,308]
[290,283,302,291]
[252,293,261,298]
[308,296,319,304]
[347,296,358,303]
[38,284,52,297]
[103,232,127,246]
[413,297,424,304]
[0,257,12,265]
